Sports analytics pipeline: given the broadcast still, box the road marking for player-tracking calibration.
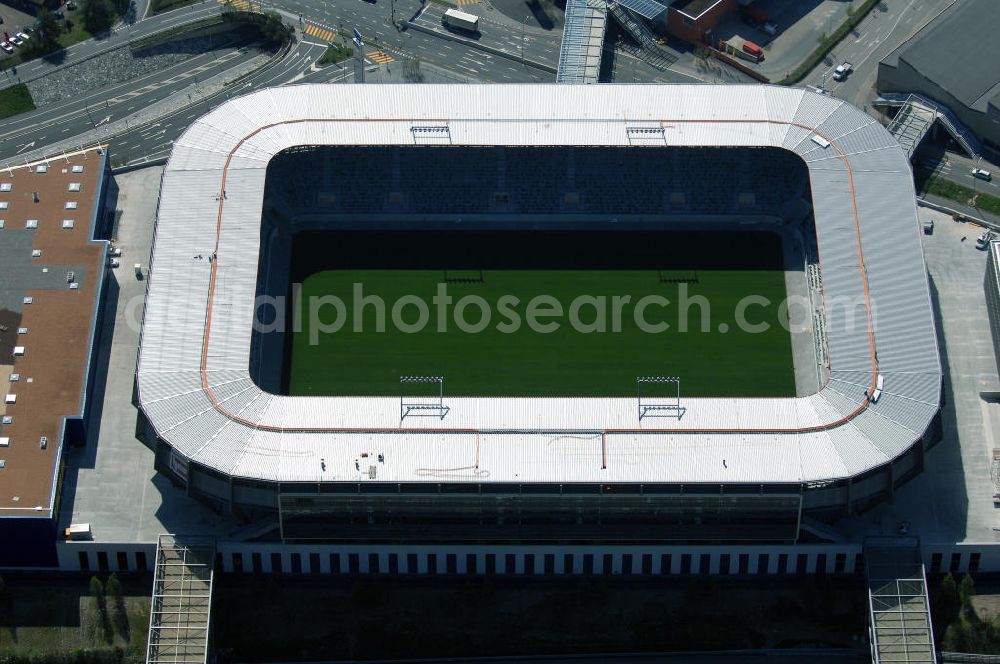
[368,50,394,64]
[304,22,336,42]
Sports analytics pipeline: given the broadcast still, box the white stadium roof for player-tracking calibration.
[137,84,940,486]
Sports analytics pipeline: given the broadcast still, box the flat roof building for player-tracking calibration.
[0,150,109,567]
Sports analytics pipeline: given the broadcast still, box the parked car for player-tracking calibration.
[976,231,995,250]
[67,1,78,8]
[832,62,853,81]
[16,32,29,41]
[972,167,992,181]
[0,42,12,53]
[8,35,22,47]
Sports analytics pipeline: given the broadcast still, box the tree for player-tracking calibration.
[81,0,116,35]
[24,9,63,57]
[959,573,977,612]
[260,12,290,43]
[106,573,130,641]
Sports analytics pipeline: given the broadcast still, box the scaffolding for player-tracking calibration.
[146,535,216,664]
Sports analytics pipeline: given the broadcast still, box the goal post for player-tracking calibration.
[400,375,448,420]
[636,375,683,421]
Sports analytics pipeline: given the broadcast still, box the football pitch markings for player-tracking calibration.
[287,268,795,398]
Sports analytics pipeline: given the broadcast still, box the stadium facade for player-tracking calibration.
[135,84,942,543]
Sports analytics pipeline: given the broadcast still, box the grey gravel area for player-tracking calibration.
[26,32,247,106]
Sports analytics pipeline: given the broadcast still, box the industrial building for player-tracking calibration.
[877,0,1000,160]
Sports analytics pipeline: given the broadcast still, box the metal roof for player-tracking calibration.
[882,0,1000,112]
[136,84,941,486]
[614,0,669,20]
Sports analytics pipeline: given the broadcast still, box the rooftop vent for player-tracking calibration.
[0,202,8,209]
[4,394,16,405]
[25,219,38,229]
[0,183,11,192]
[71,165,84,173]
[68,183,81,192]
[0,438,8,448]
[65,201,78,210]
[35,164,48,173]
[62,219,75,229]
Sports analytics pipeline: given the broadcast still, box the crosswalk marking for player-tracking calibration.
[304,23,337,42]
[367,50,395,64]
[456,0,478,5]
[217,0,253,10]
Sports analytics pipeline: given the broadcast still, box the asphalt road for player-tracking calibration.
[0,40,273,161]
[799,0,954,109]
[916,152,1000,199]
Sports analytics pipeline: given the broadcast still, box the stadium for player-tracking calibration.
[135,84,942,543]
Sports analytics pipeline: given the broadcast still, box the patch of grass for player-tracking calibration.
[0,575,150,661]
[0,83,36,119]
[923,175,1000,217]
[777,0,881,86]
[317,42,352,66]
[288,230,795,398]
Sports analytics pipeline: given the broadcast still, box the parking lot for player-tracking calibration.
[0,1,38,54]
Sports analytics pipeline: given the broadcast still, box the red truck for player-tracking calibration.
[721,35,763,62]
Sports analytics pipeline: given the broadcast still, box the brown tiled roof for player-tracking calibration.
[0,150,107,517]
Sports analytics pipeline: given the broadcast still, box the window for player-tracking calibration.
[621,553,634,575]
[97,551,109,572]
[660,553,672,574]
[78,550,90,571]
[930,552,943,573]
[270,552,282,573]
[389,553,400,574]
[428,553,439,575]
[135,551,148,571]
[583,554,595,575]
[970,552,981,573]
[950,552,962,572]
[446,553,457,574]
[680,554,692,574]
[25,219,38,229]
[719,554,731,575]
[465,553,476,575]
[407,553,418,574]
[62,220,75,229]
[699,553,710,575]
[116,551,128,571]
[564,553,575,574]
[0,183,11,191]
[834,553,847,574]
[348,553,360,573]
[72,165,84,173]
[65,201,78,210]
[485,554,496,574]
[602,553,613,576]
[0,202,8,209]
[68,183,82,192]
[368,553,379,573]
[36,164,48,173]
[233,553,244,573]
[779,553,789,574]
[757,553,770,574]
[252,552,262,573]
[738,554,749,575]
[523,554,535,575]
[290,553,302,573]
[796,553,808,575]
[545,554,555,574]
[505,553,516,574]
[309,552,320,574]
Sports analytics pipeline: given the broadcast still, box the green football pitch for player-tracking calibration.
[286,232,795,397]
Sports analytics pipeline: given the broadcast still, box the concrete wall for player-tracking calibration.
[54,540,1000,576]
